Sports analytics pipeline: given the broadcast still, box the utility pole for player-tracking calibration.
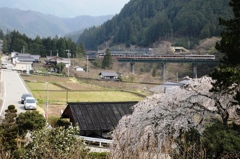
[23,46,25,53]
[66,50,71,77]
[45,82,49,120]
[86,55,88,78]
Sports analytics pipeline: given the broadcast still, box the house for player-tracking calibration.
[11,52,41,64]
[150,78,190,93]
[61,101,138,138]
[45,55,70,67]
[30,55,41,63]
[12,62,33,72]
[99,71,118,80]
[74,66,84,72]
[170,46,189,53]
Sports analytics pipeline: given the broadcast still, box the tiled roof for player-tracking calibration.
[17,56,35,62]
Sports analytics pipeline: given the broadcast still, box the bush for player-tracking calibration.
[24,126,89,159]
[16,111,46,136]
[203,120,240,158]
[47,116,71,128]
[88,152,109,159]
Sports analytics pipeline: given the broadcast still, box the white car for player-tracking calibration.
[24,97,37,110]
[1,63,7,69]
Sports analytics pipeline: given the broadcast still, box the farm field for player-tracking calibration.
[21,75,148,117]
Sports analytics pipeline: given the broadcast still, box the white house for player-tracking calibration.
[74,66,84,72]
[12,62,33,72]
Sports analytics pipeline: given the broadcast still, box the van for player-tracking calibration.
[24,97,37,110]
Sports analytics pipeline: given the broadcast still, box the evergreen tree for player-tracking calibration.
[210,0,240,94]
[102,48,113,69]
[78,42,86,57]
[152,67,157,77]
[16,111,46,136]
[0,29,4,39]
[0,105,18,152]
[203,120,240,158]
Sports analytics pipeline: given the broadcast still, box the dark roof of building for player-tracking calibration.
[99,71,118,77]
[15,53,30,57]
[62,101,138,131]
[30,55,41,60]
[46,56,63,61]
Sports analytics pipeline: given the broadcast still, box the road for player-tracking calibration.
[0,55,110,152]
[0,55,30,117]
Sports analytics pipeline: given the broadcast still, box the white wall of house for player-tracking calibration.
[12,62,33,71]
[75,67,84,71]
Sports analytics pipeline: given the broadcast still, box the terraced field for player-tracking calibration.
[21,75,146,117]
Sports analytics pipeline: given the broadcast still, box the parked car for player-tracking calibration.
[21,93,32,104]
[1,63,7,69]
[24,97,37,110]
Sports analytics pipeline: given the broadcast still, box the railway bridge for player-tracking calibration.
[116,54,219,82]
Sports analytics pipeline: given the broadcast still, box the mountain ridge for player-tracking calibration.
[0,7,113,39]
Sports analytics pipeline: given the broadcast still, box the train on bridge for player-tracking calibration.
[116,54,215,60]
[88,50,215,60]
[98,53,215,60]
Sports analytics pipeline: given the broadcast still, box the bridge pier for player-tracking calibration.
[192,63,197,78]
[130,62,135,74]
[161,63,167,83]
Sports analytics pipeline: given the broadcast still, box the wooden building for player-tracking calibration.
[61,101,138,138]
[99,71,118,80]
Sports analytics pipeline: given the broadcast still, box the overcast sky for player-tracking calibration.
[0,0,130,17]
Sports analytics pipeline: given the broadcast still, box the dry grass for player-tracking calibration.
[22,75,146,117]
[27,82,65,91]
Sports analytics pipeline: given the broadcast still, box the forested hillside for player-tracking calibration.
[0,30,85,58]
[78,0,232,50]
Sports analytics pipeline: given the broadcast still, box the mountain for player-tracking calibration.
[0,7,113,39]
[77,0,233,50]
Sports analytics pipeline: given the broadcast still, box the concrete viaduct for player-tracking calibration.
[116,56,219,82]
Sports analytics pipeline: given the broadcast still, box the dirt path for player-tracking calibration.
[41,104,67,117]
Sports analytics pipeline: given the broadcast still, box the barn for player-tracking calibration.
[61,101,138,138]
[99,71,118,80]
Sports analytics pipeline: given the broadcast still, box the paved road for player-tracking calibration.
[0,55,30,117]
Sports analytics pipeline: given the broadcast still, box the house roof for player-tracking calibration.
[30,55,41,60]
[46,56,63,61]
[74,66,83,69]
[46,56,69,64]
[16,56,35,62]
[99,71,118,77]
[150,79,190,93]
[61,101,138,131]
[15,53,30,57]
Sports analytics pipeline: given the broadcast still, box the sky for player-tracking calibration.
[0,0,130,18]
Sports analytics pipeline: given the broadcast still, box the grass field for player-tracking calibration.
[22,75,145,116]
[33,90,143,104]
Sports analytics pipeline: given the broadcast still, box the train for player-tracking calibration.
[98,53,215,60]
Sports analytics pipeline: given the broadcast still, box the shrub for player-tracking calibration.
[88,152,110,159]
[203,120,240,158]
